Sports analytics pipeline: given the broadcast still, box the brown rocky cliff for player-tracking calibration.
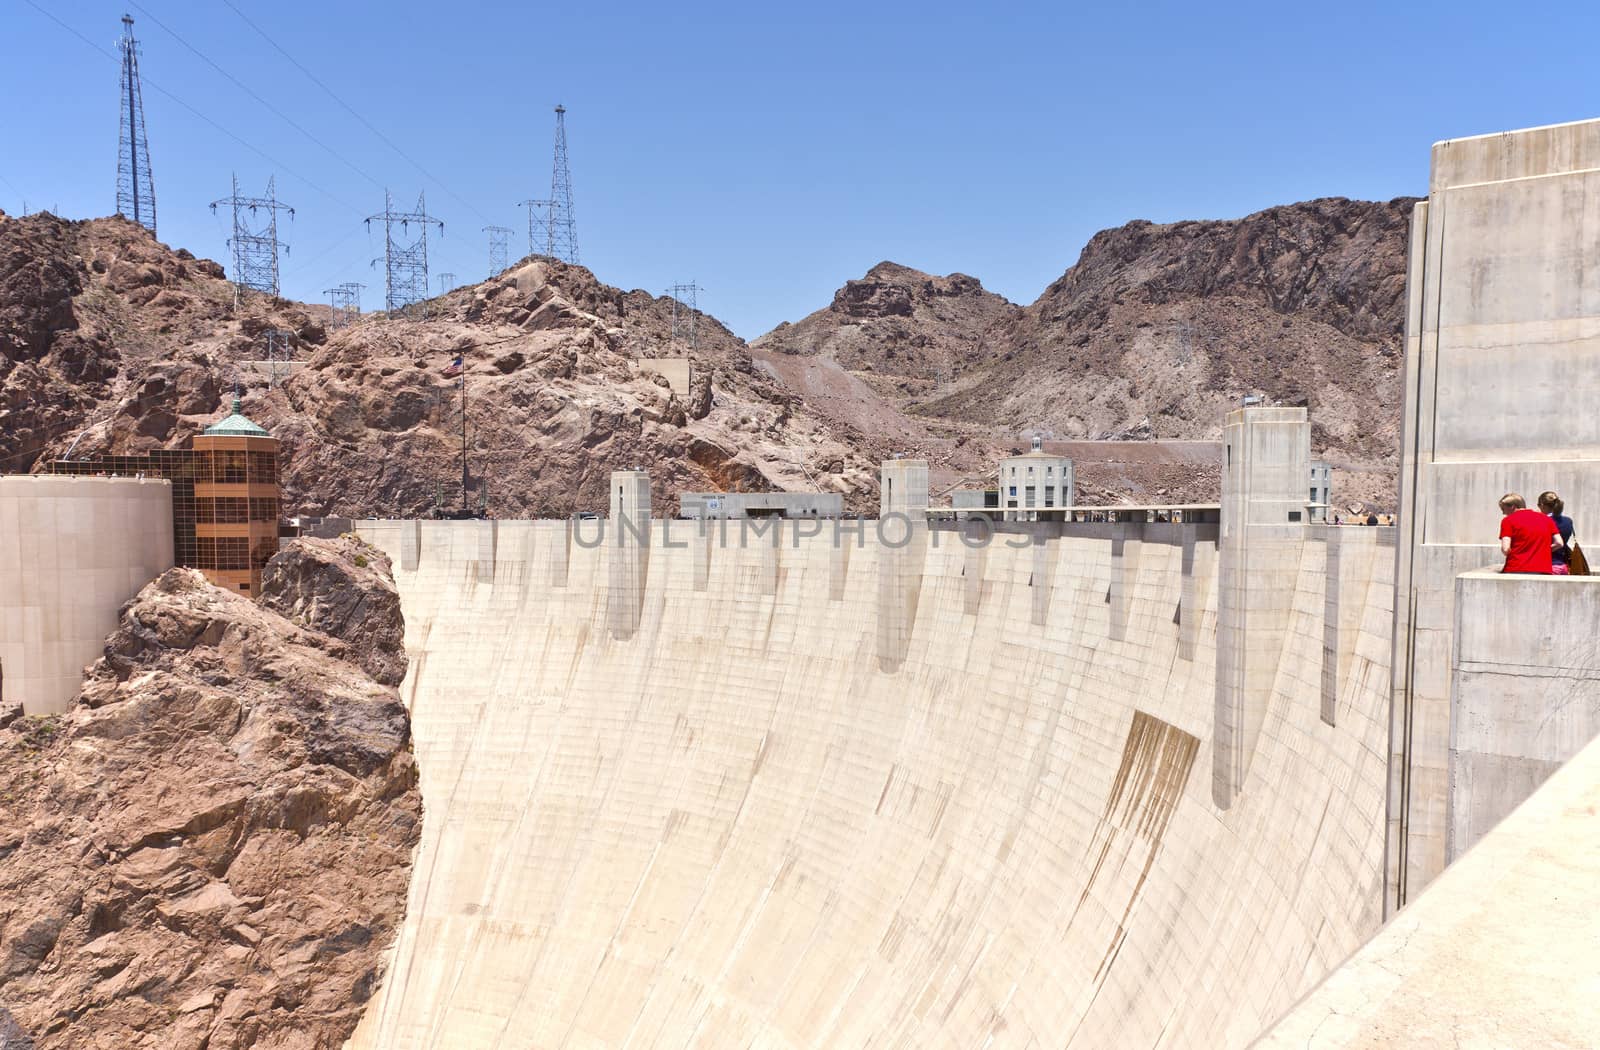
[928,197,1418,506]
[753,261,1017,388]
[0,210,878,516]
[259,537,406,688]
[0,1009,30,1050]
[0,538,420,1050]
[755,198,1416,509]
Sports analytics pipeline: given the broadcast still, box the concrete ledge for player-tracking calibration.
[1253,729,1600,1048]
[1448,568,1600,860]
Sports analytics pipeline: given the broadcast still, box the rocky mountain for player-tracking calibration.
[0,537,418,1050]
[754,262,1015,395]
[2,196,1416,514]
[756,197,1418,509]
[0,210,879,517]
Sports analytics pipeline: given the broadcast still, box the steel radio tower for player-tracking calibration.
[366,191,445,316]
[115,14,157,234]
[547,105,578,263]
[210,174,294,304]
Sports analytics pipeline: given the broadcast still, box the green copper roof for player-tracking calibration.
[203,397,271,437]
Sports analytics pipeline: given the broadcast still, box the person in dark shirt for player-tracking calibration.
[1499,492,1561,574]
[1538,490,1575,575]
[1365,512,1379,526]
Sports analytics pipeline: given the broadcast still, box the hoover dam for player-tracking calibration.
[346,495,1397,1048]
[333,118,1600,1049]
[5,105,1599,1049]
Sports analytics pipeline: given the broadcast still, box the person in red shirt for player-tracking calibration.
[1499,492,1562,574]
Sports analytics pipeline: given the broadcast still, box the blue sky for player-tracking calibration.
[4,1,1598,338]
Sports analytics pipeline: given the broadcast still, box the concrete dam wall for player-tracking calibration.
[348,515,1395,1049]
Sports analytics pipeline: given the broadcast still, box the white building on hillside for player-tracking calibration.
[999,438,1075,520]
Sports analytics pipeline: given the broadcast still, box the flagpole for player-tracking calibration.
[460,373,468,517]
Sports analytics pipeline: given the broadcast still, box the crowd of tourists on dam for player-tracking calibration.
[1500,490,1585,575]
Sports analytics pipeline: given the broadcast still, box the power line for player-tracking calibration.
[127,1,386,190]
[211,173,294,304]
[667,281,702,348]
[518,198,552,258]
[367,190,444,316]
[218,0,495,227]
[20,1,364,217]
[483,225,512,276]
[324,282,365,329]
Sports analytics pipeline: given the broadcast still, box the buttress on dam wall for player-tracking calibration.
[348,501,1396,1049]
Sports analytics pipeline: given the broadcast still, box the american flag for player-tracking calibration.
[441,355,463,378]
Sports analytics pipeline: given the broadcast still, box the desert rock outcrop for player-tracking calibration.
[0,538,420,1049]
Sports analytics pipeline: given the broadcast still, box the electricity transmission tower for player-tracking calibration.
[210,174,294,305]
[115,14,157,234]
[366,191,444,316]
[261,328,294,387]
[667,282,702,349]
[483,225,512,276]
[324,282,364,329]
[517,198,552,259]
[547,105,579,263]
[437,273,456,294]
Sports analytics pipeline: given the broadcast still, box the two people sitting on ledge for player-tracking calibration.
[1499,491,1582,575]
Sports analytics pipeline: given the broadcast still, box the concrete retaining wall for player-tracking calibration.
[1448,570,1600,859]
[1391,116,1600,908]
[0,475,174,715]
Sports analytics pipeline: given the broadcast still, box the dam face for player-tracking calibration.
[349,515,1394,1049]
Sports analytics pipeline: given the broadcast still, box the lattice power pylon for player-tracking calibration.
[324,281,364,329]
[115,14,157,234]
[667,282,702,348]
[437,272,457,294]
[517,198,552,259]
[261,328,294,387]
[547,105,578,263]
[366,191,444,316]
[210,174,294,305]
[483,225,512,276]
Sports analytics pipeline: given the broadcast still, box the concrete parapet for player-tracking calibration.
[1390,116,1600,907]
[0,475,175,715]
[1447,570,1600,860]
